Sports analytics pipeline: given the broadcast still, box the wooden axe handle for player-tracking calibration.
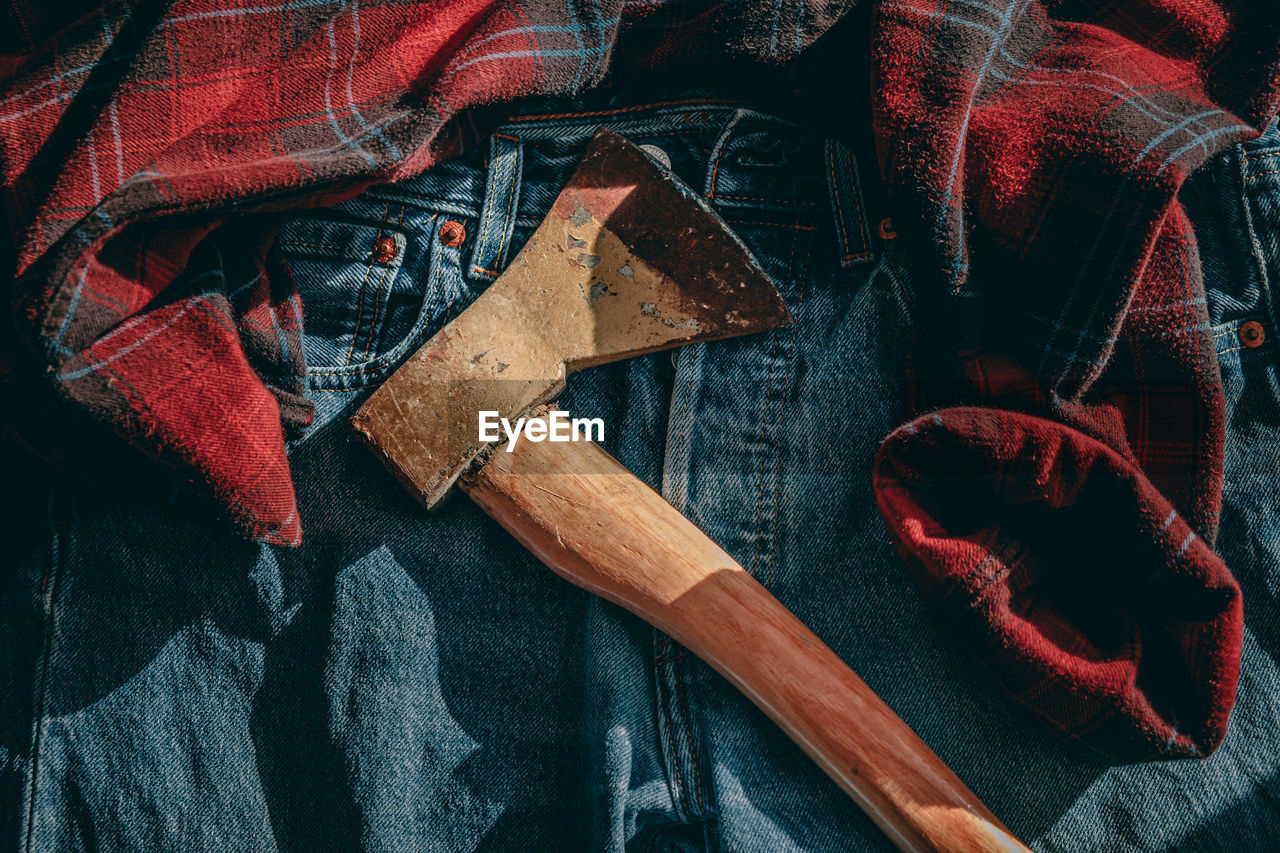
[461,436,1028,853]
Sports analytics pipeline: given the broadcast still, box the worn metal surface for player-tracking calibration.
[352,128,792,509]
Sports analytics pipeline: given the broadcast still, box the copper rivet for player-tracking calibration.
[878,217,897,240]
[372,235,398,263]
[439,220,466,247]
[1239,320,1266,348]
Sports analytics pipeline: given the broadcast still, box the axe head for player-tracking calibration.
[352,127,792,509]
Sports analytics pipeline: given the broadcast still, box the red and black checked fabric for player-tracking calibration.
[871,0,1279,758]
[875,408,1243,760]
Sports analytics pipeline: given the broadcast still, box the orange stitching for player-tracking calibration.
[653,651,690,666]
[359,205,405,362]
[471,265,499,277]
[828,141,851,254]
[343,203,388,365]
[722,218,818,232]
[503,98,739,123]
[708,132,730,199]
[656,658,692,816]
[1247,167,1280,183]
[492,142,521,267]
[672,661,706,813]
[843,251,874,260]
[709,193,820,207]
[844,144,871,252]
[278,240,342,251]
[364,186,480,213]
[1217,344,1248,356]
[473,145,504,269]
[1210,327,1238,339]
[540,128,715,154]
[313,213,437,378]
[360,267,391,350]
[417,217,451,326]
[1245,151,1280,162]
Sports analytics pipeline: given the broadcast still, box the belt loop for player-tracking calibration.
[469,132,523,279]
[825,138,874,268]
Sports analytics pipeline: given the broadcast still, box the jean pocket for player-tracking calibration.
[278,206,411,372]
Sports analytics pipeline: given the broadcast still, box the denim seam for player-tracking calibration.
[655,290,711,823]
[720,217,817,232]
[538,127,714,149]
[493,135,522,270]
[480,138,523,277]
[361,188,479,218]
[763,232,810,591]
[501,98,741,126]
[749,227,802,587]
[749,323,782,580]
[344,202,391,365]
[278,240,343,251]
[664,339,702,515]
[655,641,694,821]
[660,386,695,821]
[673,658,708,818]
[1234,141,1280,338]
[357,204,406,363]
[709,194,820,207]
[433,221,464,327]
[22,489,63,853]
[471,134,521,278]
[828,140,855,260]
[884,246,917,314]
[828,138,873,264]
[474,142,502,269]
[704,110,747,200]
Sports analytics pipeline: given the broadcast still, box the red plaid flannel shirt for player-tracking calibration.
[2,0,1277,760]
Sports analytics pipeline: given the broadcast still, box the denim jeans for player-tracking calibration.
[3,91,1279,852]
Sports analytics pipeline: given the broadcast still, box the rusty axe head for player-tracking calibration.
[351,127,792,508]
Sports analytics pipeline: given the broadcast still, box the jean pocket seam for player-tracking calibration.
[22,490,65,853]
[306,213,463,390]
[344,203,395,365]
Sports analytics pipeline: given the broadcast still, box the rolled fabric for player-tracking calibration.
[874,406,1243,761]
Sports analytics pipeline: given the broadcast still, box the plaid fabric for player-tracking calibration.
[870,0,1279,758]
[875,408,1243,760]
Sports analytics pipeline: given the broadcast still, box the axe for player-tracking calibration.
[351,129,1028,853]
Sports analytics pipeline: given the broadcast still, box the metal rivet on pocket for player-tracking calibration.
[1239,320,1266,348]
[639,144,671,170]
[439,220,466,248]
[878,217,897,240]
[372,234,398,263]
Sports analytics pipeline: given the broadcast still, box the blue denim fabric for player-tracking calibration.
[3,92,1280,852]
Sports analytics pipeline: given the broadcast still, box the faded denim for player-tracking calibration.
[3,92,1280,852]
